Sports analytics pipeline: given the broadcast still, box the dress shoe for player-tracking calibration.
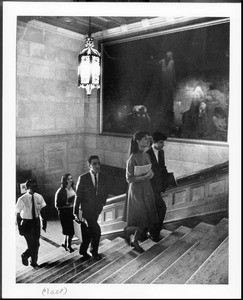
[83,253,92,260]
[139,232,148,242]
[146,232,161,243]
[21,254,28,266]
[123,234,130,245]
[61,243,68,251]
[152,236,161,243]
[67,247,75,253]
[30,263,39,268]
[91,252,102,261]
[80,252,91,260]
[130,239,145,253]
[123,228,131,245]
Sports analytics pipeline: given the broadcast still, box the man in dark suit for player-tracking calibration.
[74,155,109,260]
[146,132,169,242]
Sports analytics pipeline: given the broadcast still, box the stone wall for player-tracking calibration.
[16,20,87,216]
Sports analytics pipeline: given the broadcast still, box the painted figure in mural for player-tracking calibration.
[123,131,159,253]
[212,106,228,141]
[146,132,169,242]
[55,173,76,253]
[16,179,47,268]
[182,100,215,140]
[194,100,214,139]
[159,51,176,129]
[74,155,109,261]
[181,100,198,138]
[126,105,152,133]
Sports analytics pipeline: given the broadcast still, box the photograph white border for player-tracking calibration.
[2,2,241,298]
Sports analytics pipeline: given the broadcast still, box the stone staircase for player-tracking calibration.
[16,218,228,284]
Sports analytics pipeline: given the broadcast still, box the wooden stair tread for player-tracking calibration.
[83,230,172,284]
[186,237,228,284]
[18,237,122,283]
[49,237,126,283]
[160,229,172,238]
[80,239,155,284]
[16,237,110,279]
[16,239,63,277]
[26,251,84,283]
[16,217,229,285]
[17,245,80,283]
[81,229,172,283]
[102,225,191,284]
[124,222,214,283]
[100,238,111,245]
[33,237,123,283]
[152,218,228,284]
[16,245,73,281]
[64,238,139,283]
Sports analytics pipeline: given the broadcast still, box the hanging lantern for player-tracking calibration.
[78,18,101,96]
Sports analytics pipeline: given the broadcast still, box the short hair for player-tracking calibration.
[25,178,37,189]
[87,155,100,165]
[152,132,167,143]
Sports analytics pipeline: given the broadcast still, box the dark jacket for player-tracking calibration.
[55,187,75,209]
[146,147,169,193]
[74,171,109,219]
[55,187,68,209]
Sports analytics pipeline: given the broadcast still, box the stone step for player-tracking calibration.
[152,218,228,284]
[159,229,172,238]
[49,237,126,283]
[17,244,80,283]
[186,237,228,284]
[16,235,110,279]
[16,240,60,278]
[82,229,172,284]
[74,239,155,284]
[100,238,111,246]
[21,237,121,283]
[30,237,124,284]
[124,222,214,283]
[16,244,77,281]
[102,225,191,284]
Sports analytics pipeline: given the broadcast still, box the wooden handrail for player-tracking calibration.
[104,161,229,206]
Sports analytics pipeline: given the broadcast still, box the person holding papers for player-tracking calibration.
[123,131,159,253]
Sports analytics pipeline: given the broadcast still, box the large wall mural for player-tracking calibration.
[101,18,229,142]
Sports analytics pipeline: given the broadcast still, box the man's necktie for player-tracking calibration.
[31,194,36,219]
[158,151,163,165]
[94,174,98,195]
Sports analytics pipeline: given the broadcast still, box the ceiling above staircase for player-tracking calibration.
[17,16,155,35]
[17,15,228,39]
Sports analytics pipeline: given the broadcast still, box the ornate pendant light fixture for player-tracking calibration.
[78,17,101,96]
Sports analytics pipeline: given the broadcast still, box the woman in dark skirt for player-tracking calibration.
[55,173,76,253]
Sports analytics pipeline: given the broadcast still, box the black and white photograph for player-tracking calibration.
[1,1,241,299]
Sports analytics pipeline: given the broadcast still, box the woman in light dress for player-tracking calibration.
[123,131,159,253]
